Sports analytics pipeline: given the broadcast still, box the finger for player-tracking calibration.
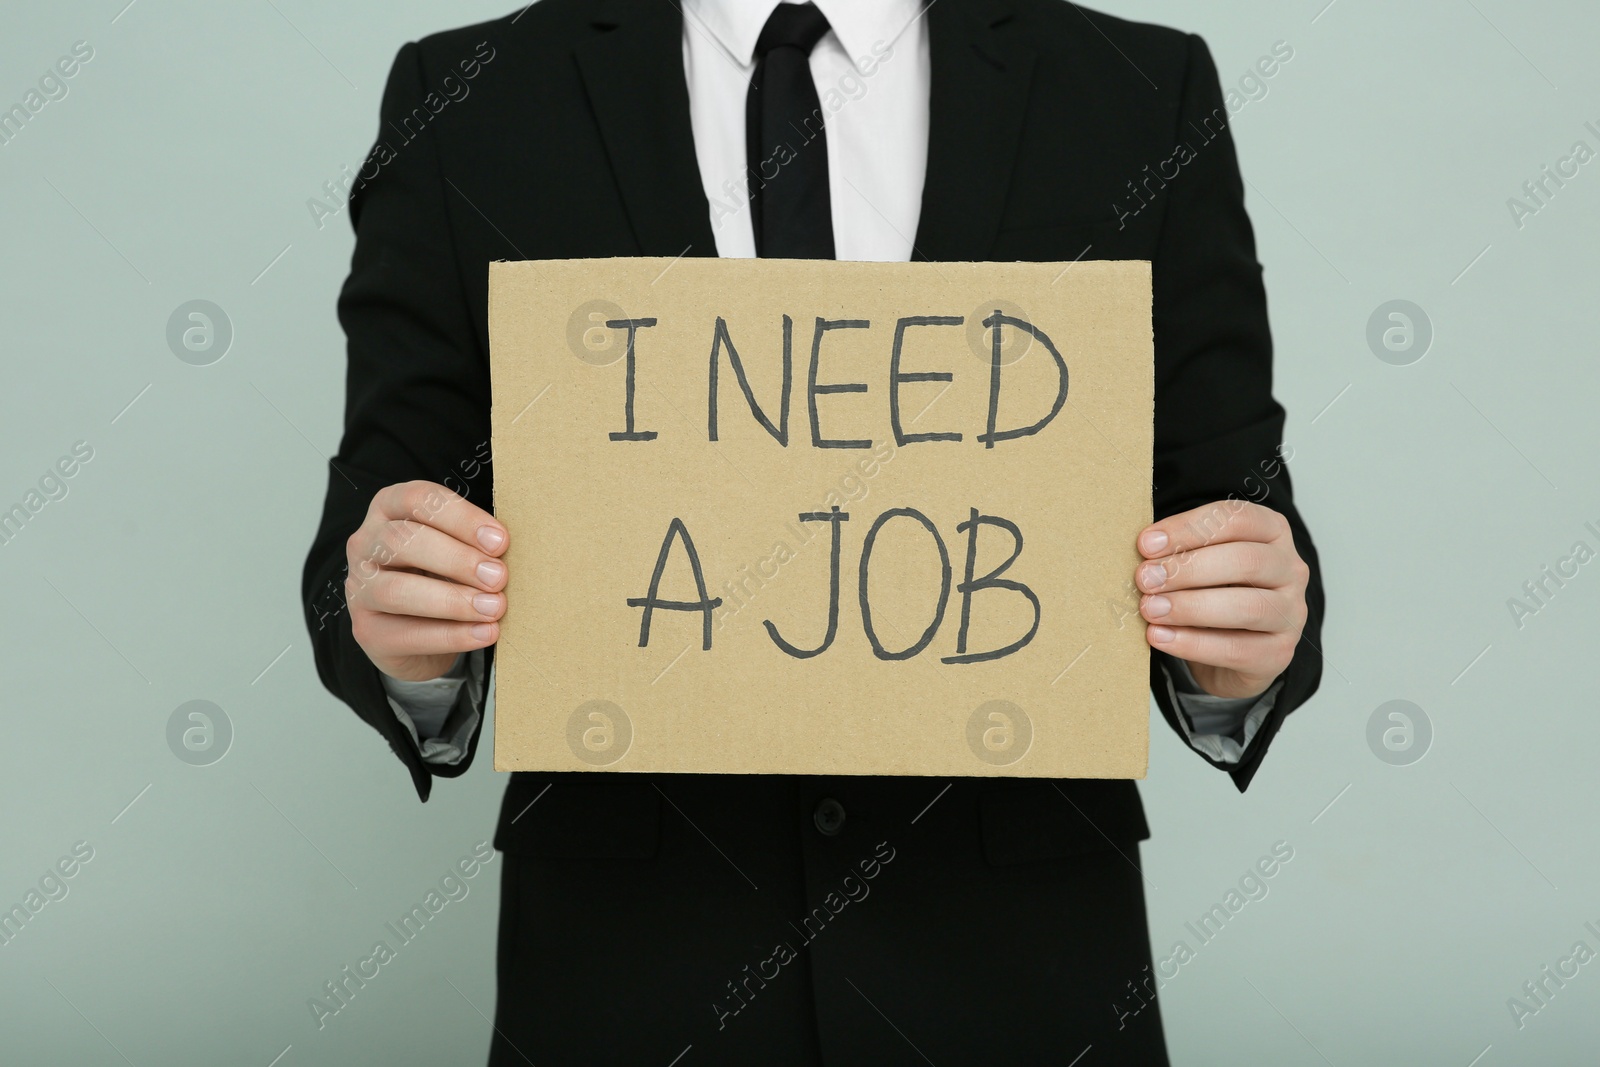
[352,611,498,658]
[351,569,504,623]
[370,480,507,556]
[1135,540,1292,594]
[1138,500,1289,558]
[1144,624,1297,674]
[353,520,508,592]
[1140,587,1297,634]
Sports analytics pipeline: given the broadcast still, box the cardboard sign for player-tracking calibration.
[488,257,1152,778]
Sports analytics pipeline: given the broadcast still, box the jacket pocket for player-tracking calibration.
[978,779,1149,866]
[990,217,1146,264]
[493,775,661,859]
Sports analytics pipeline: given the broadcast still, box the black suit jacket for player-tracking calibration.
[303,0,1323,802]
[301,1,1324,1059]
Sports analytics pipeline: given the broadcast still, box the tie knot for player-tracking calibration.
[755,2,832,59]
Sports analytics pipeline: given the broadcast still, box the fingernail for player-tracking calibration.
[477,525,506,552]
[1142,530,1168,553]
[1140,564,1166,590]
[1144,595,1171,618]
[470,623,494,642]
[1148,625,1176,644]
[473,593,501,617]
[477,560,505,586]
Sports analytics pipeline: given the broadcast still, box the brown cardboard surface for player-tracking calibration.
[488,257,1152,778]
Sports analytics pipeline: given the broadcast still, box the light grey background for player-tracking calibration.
[1,1,1595,1063]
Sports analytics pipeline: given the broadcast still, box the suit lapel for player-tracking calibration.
[912,0,1036,262]
[573,0,718,258]
[572,0,1033,263]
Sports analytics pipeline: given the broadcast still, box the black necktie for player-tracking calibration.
[746,2,835,259]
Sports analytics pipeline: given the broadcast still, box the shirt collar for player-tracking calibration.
[684,0,923,73]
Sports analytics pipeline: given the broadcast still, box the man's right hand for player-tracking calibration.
[344,480,508,682]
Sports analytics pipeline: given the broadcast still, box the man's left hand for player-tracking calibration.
[1135,501,1309,700]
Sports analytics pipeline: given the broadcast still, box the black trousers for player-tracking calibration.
[487,773,1168,1065]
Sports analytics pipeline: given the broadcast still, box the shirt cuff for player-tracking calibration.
[380,650,485,766]
[1159,654,1281,767]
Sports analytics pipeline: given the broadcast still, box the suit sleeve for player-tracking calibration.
[1147,33,1327,792]
[300,41,496,803]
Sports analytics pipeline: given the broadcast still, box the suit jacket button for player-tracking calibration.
[813,798,845,836]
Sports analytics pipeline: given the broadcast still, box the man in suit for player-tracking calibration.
[302,0,1324,1062]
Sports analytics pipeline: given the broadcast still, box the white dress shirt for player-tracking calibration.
[380,0,1278,768]
[682,0,929,261]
